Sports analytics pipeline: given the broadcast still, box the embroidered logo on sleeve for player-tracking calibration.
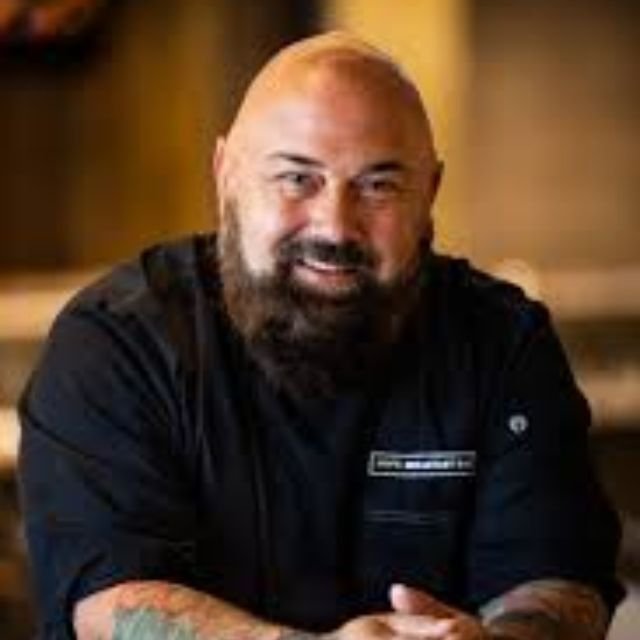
[367,450,476,479]
[508,413,529,436]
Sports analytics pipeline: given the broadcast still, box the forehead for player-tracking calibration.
[238,63,431,166]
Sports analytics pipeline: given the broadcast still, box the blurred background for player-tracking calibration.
[0,1,639,637]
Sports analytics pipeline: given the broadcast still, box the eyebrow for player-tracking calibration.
[266,153,409,174]
[266,152,324,168]
[363,161,408,174]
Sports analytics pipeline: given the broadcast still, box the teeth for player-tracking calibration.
[301,258,349,273]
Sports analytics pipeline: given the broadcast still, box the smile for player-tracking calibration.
[293,259,362,294]
[297,257,358,274]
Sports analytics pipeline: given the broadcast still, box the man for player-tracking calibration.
[19,32,622,639]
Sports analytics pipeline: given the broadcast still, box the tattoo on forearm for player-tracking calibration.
[278,631,322,640]
[107,581,279,640]
[480,579,609,640]
[483,610,561,640]
[114,607,200,640]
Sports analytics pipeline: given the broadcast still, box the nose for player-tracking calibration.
[307,185,362,244]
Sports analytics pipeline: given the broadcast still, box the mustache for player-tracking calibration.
[276,237,377,271]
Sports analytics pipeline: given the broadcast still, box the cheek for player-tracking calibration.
[234,192,303,274]
[369,213,423,278]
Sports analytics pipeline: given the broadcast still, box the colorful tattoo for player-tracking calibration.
[107,581,281,640]
[481,579,609,640]
[278,632,322,640]
[114,607,200,640]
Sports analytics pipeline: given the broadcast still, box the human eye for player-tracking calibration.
[273,170,321,198]
[358,174,403,201]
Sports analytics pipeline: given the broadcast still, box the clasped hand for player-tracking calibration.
[332,584,488,640]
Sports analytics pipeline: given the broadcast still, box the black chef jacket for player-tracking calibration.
[18,235,622,639]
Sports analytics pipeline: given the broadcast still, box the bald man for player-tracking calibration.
[19,33,621,640]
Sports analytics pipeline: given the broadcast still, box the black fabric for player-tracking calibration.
[18,234,623,638]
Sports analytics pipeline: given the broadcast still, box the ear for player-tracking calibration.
[430,159,444,203]
[420,159,443,242]
[422,216,435,246]
[212,136,230,225]
[212,136,227,184]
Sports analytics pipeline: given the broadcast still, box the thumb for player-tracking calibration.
[389,584,453,617]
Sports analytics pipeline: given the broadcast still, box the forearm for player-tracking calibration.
[73,580,291,640]
[480,579,609,640]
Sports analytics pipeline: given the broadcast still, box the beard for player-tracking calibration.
[217,201,426,403]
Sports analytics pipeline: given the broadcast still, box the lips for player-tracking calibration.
[297,257,357,274]
[293,258,361,293]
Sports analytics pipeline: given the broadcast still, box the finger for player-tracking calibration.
[389,584,419,614]
[433,615,487,640]
[389,584,454,617]
[383,612,455,638]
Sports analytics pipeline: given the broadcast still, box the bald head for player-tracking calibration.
[213,33,443,396]
[223,31,437,165]
[214,31,443,303]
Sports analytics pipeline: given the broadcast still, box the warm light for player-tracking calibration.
[324,0,471,254]
[0,407,19,469]
[493,258,542,300]
[0,272,99,340]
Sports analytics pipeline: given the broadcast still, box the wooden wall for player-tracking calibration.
[0,0,317,271]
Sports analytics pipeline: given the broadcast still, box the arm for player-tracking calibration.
[75,580,460,640]
[465,306,622,628]
[74,580,284,640]
[480,578,608,640]
[390,579,609,640]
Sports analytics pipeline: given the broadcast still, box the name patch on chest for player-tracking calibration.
[367,450,476,479]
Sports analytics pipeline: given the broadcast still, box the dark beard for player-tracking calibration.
[217,205,425,403]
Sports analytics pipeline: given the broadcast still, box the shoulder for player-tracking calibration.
[32,234,219,399]
[64,234,214,322]
[21,235,219,442]
[426,253,550,350]
[49,234,220,359]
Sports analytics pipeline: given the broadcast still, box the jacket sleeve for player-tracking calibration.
[18,304,197,639]
[465,308,623,613]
